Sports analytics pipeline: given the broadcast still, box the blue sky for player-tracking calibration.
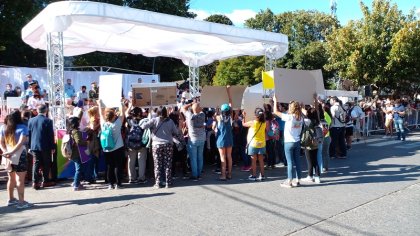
[189,0,419,26]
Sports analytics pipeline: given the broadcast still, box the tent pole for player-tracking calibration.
[264,47,276,100]
[188,66,200,97]
[46,32,66,130]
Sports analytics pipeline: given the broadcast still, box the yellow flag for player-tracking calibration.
[262,71,274,89]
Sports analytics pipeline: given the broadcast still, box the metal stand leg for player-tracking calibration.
[189,66,200,97]
[46,32,66,130]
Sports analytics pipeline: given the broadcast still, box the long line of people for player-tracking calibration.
[2,87,412,209]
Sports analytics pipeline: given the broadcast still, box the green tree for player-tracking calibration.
[0,0,46,67]
[387,21,420,95]
[325,0,411,92]
[204,14,233,25]
[213,56,263,86]
[201,14,234,86]
[213,9,338,86]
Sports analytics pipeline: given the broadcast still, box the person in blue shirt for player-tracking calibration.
[392,99,406,141]
[64,79,76,98]
[23,74,39,91]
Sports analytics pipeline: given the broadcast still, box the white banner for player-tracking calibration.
[0,66,159,98]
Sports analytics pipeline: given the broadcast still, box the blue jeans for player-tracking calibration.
[284,142,302,180]
[188,140,205,178]
[317,142,323,173]
[73,159,82,188]
[394,118,405,140]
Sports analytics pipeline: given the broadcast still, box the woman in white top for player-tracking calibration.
[273,96,304,188]
[27,93,45,111]
[382,101,394,138]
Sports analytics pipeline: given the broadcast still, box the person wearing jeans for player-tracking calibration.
[273,97,305,188]
[182,102,206,181]
[284,141,302,184]
[67,116,88,191]
[393,100,406,141]
[188,140,205,179]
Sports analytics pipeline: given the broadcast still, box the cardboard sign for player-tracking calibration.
[99,74,123,108]
[132,83,177,107]
[309,69,326,95]
[200,85,246,109]
[241,87,265,118]
[274,68,317,105]
[6,97,22,109]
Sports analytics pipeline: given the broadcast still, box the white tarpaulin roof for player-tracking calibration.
[22,1,289,67]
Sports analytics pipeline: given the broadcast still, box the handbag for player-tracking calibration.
[245,122,263,155]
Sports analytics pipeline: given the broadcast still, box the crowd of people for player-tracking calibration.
[0,77,418,209]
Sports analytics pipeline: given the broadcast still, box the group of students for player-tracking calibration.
[3,89,374,210]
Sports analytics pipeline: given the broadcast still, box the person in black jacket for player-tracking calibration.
[28,104,55,190]
[4,83,18,100]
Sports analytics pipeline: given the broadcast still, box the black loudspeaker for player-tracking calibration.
[364,85,371,97]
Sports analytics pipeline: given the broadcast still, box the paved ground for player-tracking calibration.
[0,131,419,236]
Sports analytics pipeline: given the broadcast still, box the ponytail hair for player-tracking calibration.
[254,108,265,123]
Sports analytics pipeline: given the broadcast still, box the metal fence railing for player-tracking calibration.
[364,109,420,136]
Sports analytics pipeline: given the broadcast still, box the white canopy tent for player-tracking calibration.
[22,1,288,67]
[21,1,288,128]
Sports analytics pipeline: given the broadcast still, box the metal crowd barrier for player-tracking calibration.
[365,109,420,136]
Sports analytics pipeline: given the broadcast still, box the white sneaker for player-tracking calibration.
[302,176,314,182]
[314,177,321,183]
[382,135,388,139]
[292,180,301,187]
[280,180,292,188]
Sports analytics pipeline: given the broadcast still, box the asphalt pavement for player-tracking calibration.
[0,131,419,236]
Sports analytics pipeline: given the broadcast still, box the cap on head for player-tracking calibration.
[221,103,230,112]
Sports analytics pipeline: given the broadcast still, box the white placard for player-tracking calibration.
[241,87,265,118]
[6,97,22,109]
[274,68,317,105]
[99,74,123,108]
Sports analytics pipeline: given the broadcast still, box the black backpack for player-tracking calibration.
[300,122,318,148]
[127,120,145,150]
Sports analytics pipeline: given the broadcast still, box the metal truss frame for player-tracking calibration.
[188,66,200,97]
[46,32,66,130]
[264,46,278,71]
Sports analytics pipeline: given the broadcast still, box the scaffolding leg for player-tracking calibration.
[47,32,66,130]
[189,66,200,97]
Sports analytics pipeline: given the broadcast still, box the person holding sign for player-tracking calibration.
[242,108,266,181]
[181,101,206,181]
[98,99,126,190]
[273,96,304,188]
[214,86,234,181]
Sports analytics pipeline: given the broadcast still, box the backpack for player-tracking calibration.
[267,119,280,140]
[336,106,350,124]
[61,134,74,159]
[321,120,329,137]
[100,123,115,151]
[345,107,354,124]
[127,120,145,150]
[300,122,318,148]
